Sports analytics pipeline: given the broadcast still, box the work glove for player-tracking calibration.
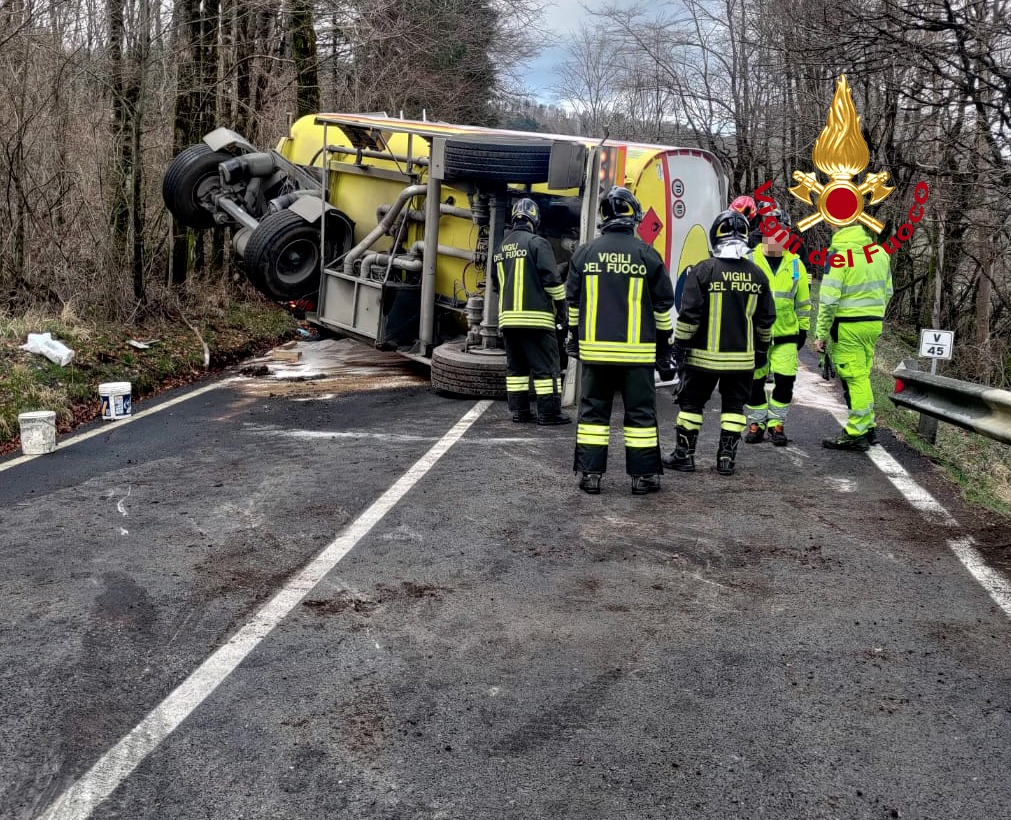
[797,329,808,348]
[655,334,676,382]
[555,302,567,330]
[668,344,688,400]
[820,350,835,380]
[565,328,580,360]
[671,343,687,371]
[754,348,768,370]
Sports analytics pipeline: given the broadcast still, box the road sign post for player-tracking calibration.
[916,329,954,444]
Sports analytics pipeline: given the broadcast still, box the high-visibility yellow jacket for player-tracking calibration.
[752,247,810,341]
[491,225,564,330]
[816,224,893,340]
[566,227,674,365]
[674,255,775,371]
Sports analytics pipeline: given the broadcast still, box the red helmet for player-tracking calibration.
[729,195,758,225]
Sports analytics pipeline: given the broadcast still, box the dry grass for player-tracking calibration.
[870,326,1011,518]
[0,290,298,454]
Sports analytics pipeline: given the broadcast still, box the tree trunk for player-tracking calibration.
[170,0,220,286]
[291,0,319,117]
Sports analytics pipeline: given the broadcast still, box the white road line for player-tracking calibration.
[795,362,1011,615]
[947,536,1011,618]
[0,378,237,473]
[867,445,956,526]
[37,399,492,820]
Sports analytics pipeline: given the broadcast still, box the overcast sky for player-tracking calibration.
[516,0,607,103]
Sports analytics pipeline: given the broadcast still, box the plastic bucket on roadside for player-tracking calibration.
[18,410,57,454]
[99,381,132,420]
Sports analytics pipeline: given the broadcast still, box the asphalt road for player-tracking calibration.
[2,341,1010,820]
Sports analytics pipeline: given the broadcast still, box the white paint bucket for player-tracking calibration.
[18,410,57,454]
[99,381,132,420]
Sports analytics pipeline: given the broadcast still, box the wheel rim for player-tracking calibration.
[193,173,221,214]
[276,237,319,284]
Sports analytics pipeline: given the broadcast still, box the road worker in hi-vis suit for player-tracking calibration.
[663,209,776,476]
[491,198,570,425]
[743,207,811,447]
[566,186,676,496]
[815,222,892,451]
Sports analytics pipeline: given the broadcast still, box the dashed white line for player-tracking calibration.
[37,399,492,820]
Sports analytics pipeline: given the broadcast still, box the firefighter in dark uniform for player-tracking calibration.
[492,198,570,425]
[663,209,776,476]
[566,186,676,495]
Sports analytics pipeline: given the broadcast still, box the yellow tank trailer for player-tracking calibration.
[162,113,726,396]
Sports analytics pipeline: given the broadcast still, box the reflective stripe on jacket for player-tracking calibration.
[566,228,674,365]
[674,255,776,371]
[816,224,892,340]
[752,247,810,339]
[492,226,563,330]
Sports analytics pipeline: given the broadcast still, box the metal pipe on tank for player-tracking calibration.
[408,241,473,261]
[418,174,443,356]
[343,184,427,277]
[359,252,423,276]
[480,191,507,349]
[377,203,472,222]
[326,144,429,168]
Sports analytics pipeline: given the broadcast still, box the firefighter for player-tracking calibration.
[743,207,810,446]
[663,209,776,476]
[492,198,570,425]
[815,222,893,450]
[566,186,676,495]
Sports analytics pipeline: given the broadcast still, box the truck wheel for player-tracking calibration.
[442,138,551,183]
[162,143,232,229]
[430,342,507,398]
[243,210,353,301]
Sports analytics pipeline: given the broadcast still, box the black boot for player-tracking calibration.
[537,394,572,425]
[716,432,741,475]
[578,472,602,494]
[631,474,661,494]
[508,392,533,423]
[822,430,869,451]
[662,427,698,472]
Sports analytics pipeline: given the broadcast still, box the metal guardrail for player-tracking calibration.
[890,359,1011,445]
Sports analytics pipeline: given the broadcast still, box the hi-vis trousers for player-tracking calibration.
[830,319,882,436]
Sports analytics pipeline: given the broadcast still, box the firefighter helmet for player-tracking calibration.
[599,186,643,230]
[511,197,540,229]
[709,209,751,249]
[730,195,758,227]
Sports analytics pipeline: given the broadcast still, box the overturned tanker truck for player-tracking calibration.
[162,113,726,396]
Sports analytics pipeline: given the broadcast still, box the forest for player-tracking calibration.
[1,0,1008,382]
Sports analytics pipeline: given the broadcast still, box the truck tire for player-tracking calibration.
[442,138,551,184]
[430,342,507,398]
[162,143,232,230]
[243,209,354,302]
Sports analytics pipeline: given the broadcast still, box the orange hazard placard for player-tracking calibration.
[637,206,663,245]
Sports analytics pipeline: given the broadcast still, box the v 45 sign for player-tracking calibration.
[919,329,954,360]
